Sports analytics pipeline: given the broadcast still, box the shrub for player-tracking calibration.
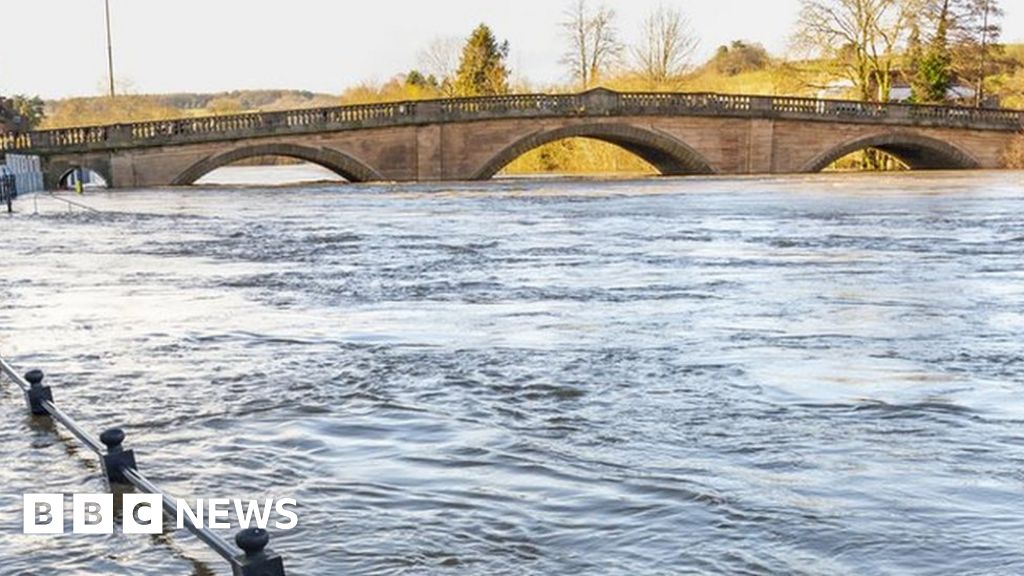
[707,41,771,76]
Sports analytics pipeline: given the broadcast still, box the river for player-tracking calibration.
[1,168,1022,575]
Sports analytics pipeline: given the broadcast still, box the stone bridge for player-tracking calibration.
[1,89,1021,189]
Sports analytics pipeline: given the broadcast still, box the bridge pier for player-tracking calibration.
[42,154,115,190]
[746,119,776,173]
[415,124,444,181]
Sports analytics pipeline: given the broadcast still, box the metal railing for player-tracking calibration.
[0,173,15,213]
[3,89,1021,155]
[0,355,287,576]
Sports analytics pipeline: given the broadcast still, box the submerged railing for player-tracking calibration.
[3,89,1021,154]
[0,172,15,213]
[0,354,287,576]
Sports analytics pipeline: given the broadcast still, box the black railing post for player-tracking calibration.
[3,355,289,573]
[3,180,10,213]
[232,528,287,576]
[24,369,53,415]
[99,428,137,486]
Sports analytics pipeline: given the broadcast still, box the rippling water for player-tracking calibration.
[1,169,1023,575]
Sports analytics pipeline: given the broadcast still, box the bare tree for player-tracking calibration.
[794,0,912,102]
[950,0,1003,105]
[561,0,623,90]
[418,36,462,96]
[632,4,699,86]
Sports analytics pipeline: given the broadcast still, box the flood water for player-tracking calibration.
[1,168,1023,575]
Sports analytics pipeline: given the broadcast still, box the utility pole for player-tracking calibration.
[105,0,115,98]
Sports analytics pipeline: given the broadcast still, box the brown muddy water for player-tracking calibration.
[1,169,1023,575]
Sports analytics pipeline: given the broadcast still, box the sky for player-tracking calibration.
[0,0,1022,100]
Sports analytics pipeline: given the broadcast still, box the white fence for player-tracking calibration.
[3,153,44,193]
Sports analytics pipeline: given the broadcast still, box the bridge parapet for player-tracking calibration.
[120,102,415,142]
[3,90,1021,156]
[620,92,756,113]
[438,93,582,115]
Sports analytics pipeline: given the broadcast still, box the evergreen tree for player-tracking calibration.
[405,70,439,90]
[708,41,771,76]
[906,19,924,97]
[0,95,44,132]
[454,24,511,97]
[911,0,953,103]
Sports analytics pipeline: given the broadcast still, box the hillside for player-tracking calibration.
[41,89,339,130]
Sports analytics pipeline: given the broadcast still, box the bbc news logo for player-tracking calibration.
[24,494,298,534]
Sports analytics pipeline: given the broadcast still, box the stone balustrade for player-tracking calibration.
[3,89,1021,155]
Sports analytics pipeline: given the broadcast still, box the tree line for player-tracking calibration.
[408,0,1009,105]
[795,0,1006,105]
[0,0,1018,133]
[408,1,701,97]
[0,95,44,132]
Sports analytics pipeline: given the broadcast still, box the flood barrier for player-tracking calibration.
[4,154,44,194]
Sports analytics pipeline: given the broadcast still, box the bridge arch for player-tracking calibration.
[40,157,113,190]
[56,166,110,189]
[172,142,385,185]
[472,123,717,179]
[802,131,981,172]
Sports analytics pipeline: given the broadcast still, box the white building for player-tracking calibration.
[817,80,981,105]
